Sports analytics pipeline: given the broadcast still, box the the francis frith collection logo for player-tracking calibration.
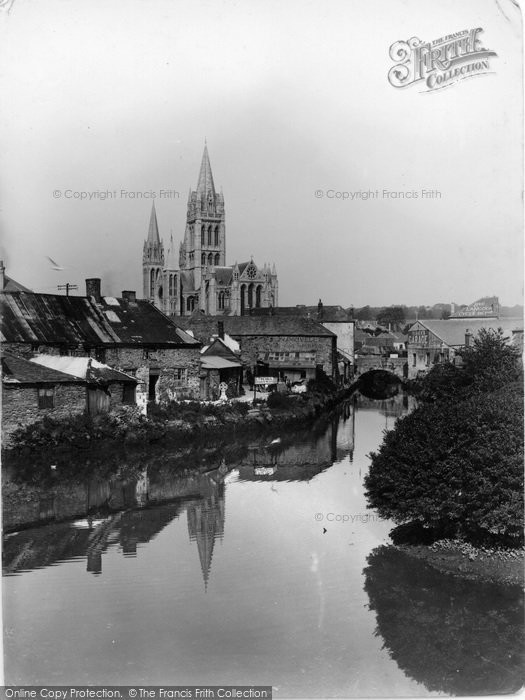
[388,28,497,91]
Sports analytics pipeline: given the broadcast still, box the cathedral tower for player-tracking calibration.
[179,144,226,312]
[143,202,164,307]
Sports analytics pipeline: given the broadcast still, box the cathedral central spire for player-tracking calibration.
[196,143,216,198]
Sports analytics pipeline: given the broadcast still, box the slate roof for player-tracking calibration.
[250,305,354,322]
[0,292,200,348]
[1,353,85,385]
[213,267,233,286]
[409,318,524,347]
[186,316,335,343]
[97,297,199,346]
[1,275,32,293]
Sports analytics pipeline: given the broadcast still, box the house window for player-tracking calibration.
[38,387,55,409]
[172,368,187,385]
[122,384,136,405]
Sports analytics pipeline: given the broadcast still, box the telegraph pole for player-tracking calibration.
[57,283,78,296]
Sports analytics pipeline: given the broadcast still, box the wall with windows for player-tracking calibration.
[102,346,201,401]
[234,334,336,379]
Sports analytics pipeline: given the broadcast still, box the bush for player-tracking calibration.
[267,391,294,409]
[364,383,524,546]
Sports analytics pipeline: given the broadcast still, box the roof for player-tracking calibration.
[408,318,524,347]
[1,275,32,293]
[30,355,137,384]
[250,305,354,322]
[96,297,200,346]
[0,291,200,348]
[2,353,85,385]
[201,335,240,358]
[187,315,336,342]
[0,292,119,346]
[200,356,241,370]
[213,267,233,286]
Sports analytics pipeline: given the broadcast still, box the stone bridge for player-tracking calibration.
[355,356,408,379]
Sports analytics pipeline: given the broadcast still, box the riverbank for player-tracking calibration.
[2,379,354,457]
[396,540,524,586]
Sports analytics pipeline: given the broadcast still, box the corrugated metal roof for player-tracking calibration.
[201,357,241,370]
[0,292,119,345]
[0,292,200,348]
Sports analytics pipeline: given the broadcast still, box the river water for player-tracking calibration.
[2,392,523,696]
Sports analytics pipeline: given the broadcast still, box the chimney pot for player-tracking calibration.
[86,278,102,303]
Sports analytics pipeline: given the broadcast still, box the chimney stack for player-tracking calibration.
[0,260,5,291]
[86,278,102,303]
[218,321,224,340]
[465,329,472,347]
[122,290,136,303]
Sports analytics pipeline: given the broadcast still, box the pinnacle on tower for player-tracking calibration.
[147,202,160,244]
[196,143,216,198]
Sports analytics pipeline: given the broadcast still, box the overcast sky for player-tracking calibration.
[1,0,522,307]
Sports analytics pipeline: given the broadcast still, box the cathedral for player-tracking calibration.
[143,144,278,316]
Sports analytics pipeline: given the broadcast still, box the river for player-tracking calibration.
[2,392,523,696]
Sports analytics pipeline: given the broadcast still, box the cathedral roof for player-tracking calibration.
[146,202,160,244]
[196,143,216,198]
[214,267,233,286]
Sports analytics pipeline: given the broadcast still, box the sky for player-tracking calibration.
[0,0,523,308]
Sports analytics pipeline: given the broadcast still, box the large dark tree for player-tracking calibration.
[365,329,524,546]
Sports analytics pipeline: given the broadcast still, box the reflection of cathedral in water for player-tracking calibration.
[3,404,355,586]
[186,482,225,590]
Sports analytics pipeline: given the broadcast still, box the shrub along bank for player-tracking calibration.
[4,377,347,455]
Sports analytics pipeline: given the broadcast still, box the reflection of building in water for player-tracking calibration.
[2,471,226,580]
[186,481,225,590]
[354,391,415,420]
[238,424,337,482]
[335,400,355,462]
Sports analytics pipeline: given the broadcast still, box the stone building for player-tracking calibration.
[143,144,279,316]
[0,279,202,406]
[186,315,338,383]
[251,300,355,382]
[1,353,87,446]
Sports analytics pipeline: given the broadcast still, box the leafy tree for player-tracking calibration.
[364,384,524,545]
[460,327,522,391]
[365,328,524,546]
[356,305,374,321]
[376,305,406,331]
